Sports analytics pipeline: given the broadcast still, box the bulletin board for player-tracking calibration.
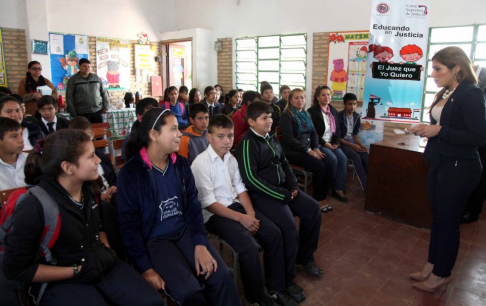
[49,33,89,91]
[0,28,7,87]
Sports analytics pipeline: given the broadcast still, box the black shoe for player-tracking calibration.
[269,291,298,306]
[302,261,323,276]
[286,284,306,302]
[332,189,348,203]
[460,212,479,224]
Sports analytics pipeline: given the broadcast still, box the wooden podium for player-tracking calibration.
[365,134,432,229]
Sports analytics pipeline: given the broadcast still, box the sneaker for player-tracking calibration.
[302,261,323,276]
[285,284,306,302]
[269,291,298,306]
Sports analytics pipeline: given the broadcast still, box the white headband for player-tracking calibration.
[151,109,170,130]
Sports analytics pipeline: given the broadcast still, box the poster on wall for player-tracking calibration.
[361,0,429,124]
[49,33,89,91]
[0,28,8,87]
[135,45,154,69]
[326,31,369,102]
[96,37,130,91]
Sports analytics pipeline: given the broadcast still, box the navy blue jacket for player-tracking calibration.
[425,80,486,166]
[21,120,45,147]
[116,149,206,273]
[338,111,361,139]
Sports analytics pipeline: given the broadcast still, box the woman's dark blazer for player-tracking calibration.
[424,80,486,166]
[279,110,320,157]
[307,103,341,146]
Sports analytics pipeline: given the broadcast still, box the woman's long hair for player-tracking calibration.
[429,46,478,110]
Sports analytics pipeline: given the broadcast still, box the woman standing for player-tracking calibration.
[279,88,333,211]
[118,108,240,305]
[17,61,58,116]
[410,47,486,292]
[2,129,162,305]
[308,86,348,202]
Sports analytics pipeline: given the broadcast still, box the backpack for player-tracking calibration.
[0,186,61,305]
[164,101,186,118]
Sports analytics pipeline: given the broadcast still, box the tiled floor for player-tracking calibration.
[293,174,486,306]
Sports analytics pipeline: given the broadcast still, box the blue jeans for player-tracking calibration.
[319,147,347,190]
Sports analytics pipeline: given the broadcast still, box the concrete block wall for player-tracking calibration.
[2,28,28,93]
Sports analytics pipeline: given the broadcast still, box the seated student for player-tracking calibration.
[192,115,295,306]
[178,103,209,165]
[280,89,334,211]
[235,102,323,303]
[222,89,241,116]
[0,117,28,191]
[118,108,241,305]
[161,86,189,130]
[123,92,134,109]
[260,83,282,130]
[277,85,290,111]
[232,90,262,149]
[308,86,348,202]
[260,81,279,105]
[0,95,44,151]
[121,97,159,161]
[30,95,70,135]
[186,88,201,117]
[0,86,12,97]
[214,84,224,109]
[2,129,162,305]
[338,93,369,190]
[9,94,31,119]
[178,86,189,105]
[68,116,128,262]
[204,86,221,118]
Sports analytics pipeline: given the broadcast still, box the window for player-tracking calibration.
[421,24,486,122]
[235,34,307,96]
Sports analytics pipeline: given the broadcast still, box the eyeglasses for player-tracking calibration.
[30,67,42,71]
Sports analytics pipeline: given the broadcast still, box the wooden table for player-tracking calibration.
[364,134,432,229]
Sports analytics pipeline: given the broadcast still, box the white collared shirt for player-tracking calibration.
[191,145,247,223]
[42,115,58,132]
[0,152,28,191]
[250,127,269,139]
[22,128,33,151]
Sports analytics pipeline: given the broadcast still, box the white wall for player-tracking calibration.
[173,0,486,99]
[0,0,26,29]
[46,0,176,40]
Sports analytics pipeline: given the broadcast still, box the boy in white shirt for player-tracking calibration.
[191,114,296,306]
[0,117,28,191]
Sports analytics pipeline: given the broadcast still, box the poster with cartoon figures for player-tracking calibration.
[96,37,130,91]
[0,28,7,87]
[362,0,429,123]
[49,33,89,91]
[326,31,369,102]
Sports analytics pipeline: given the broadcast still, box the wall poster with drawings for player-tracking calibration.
[96,37,130,91]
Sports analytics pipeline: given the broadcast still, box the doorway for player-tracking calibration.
[162,40,192,90]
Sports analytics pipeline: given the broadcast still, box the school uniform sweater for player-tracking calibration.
[116,148,206,273]
[235,129,298,204]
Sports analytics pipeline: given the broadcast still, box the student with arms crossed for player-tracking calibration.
[117,108,240,305]
[192,114,295,306]
[338,93,369,190]
[235,102,323,303]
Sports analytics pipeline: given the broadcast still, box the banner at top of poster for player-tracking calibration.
[96,37,131,91]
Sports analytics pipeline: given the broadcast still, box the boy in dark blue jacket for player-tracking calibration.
[235,102,323,303]
[338,93,369,190]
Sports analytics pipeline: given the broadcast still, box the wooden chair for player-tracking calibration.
[109,138,125,173]
[274,127,313,193]
[91,122,110,129]
[93,127,112,140]
[1,187,23,209]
